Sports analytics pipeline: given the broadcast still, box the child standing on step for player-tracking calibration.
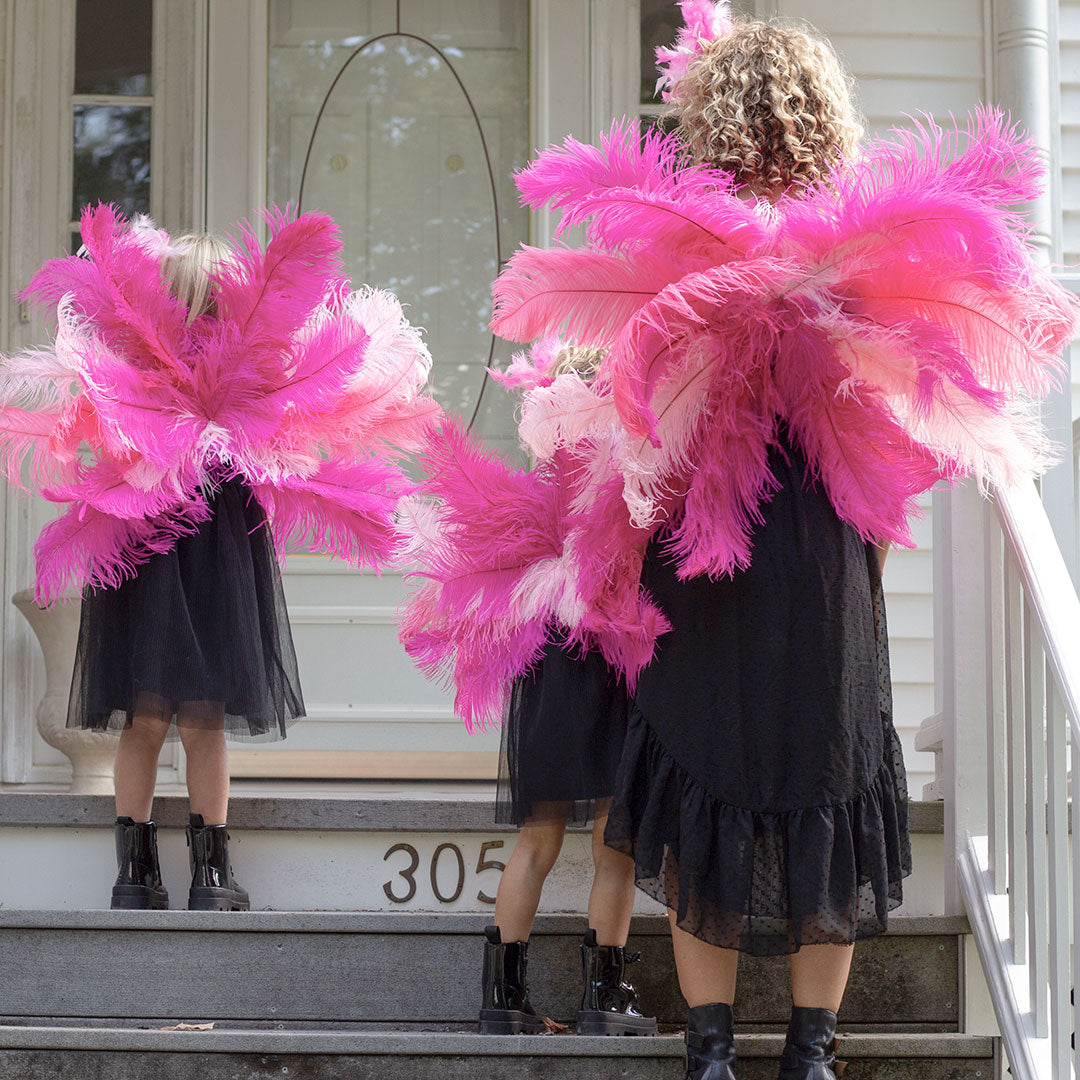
[400,343,657,1036]
[5,205,436,912]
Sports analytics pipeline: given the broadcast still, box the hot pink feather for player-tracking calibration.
[1,205,438,602]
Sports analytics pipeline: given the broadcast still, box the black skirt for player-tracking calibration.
[604,433,911,956]
[67,477,305,741]
[496,637,629,827]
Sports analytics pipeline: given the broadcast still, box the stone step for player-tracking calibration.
[0,792,947,915]
[0,1026,998,1080]
[0,910,967,1029]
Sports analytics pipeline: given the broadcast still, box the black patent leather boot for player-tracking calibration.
[576,928,658,1035]
[685,1002,738,1080]
[186,813,250,911]
[111,817,169,910]
[478,925,545,1034]
[777,1007,839,1080]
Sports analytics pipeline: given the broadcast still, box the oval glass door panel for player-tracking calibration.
[269,0,529,448]
[263,1,530,780]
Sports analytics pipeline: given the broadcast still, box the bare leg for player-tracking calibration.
[113,713,170,821]
[178,711,229,825]
[494,809,567,942]
[587,803,637,946]
[789,944,854,1013]
[669,910,740,1007]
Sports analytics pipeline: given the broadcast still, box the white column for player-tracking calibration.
[993,0,1077,578]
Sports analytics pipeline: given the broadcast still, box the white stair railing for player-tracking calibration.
[934,479,1080,1079]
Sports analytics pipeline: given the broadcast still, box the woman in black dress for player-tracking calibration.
[602,17,908,1080]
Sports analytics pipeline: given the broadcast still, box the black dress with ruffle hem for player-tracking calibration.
[604,431,911,956]
[67,475,305,742]
[496,636,630,827]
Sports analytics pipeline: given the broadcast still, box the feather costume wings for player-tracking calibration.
[493,110,1077,585]
[399,343,670,730]
[405,110,1077,728]
[5,204,439,605]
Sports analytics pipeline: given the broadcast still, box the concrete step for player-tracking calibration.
[0,1026,998,1079]
[0,792,947,915]
[0,910,967,1029]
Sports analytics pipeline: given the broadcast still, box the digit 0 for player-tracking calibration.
[430,842,466,903]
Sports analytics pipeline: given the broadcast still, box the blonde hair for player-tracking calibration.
[673,19,863,196]
[160,234,233,324]
[552,344,607,379]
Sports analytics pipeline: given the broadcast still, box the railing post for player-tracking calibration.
[936,482,990,914]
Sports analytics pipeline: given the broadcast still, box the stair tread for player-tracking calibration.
[0,909,970,935]
[0,1026,995,1058]
[0,791,946,834]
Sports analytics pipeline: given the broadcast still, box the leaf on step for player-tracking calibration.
[833,1035,848,1078]
[159,1022,215,1031]
[541,1016,572,1035]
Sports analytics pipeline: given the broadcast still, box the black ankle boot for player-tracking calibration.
[777,1007,839,1079]
[576,928,658,1035]
[685,1002,737,1079]
[478,925,545,1034]
[186,814,250,911]
[111,817,169,910]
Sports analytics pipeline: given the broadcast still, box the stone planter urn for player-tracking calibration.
[12,589,116,794]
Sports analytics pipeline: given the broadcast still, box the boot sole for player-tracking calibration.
[188,888,250,912]
[576,1011,659,1036]
[478,1010,546,1035]
[111,885,169,910]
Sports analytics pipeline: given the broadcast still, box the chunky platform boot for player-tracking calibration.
[576,928,658,1035]
[186,814,250,911]
[478,925,546,1034]
[111,817,169,910]
[777,1006,839,1080]
[684,1002,738,1080]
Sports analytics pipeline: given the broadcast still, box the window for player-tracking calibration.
[69,0,153,251]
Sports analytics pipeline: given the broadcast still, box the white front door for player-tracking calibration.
[206,0,597,779]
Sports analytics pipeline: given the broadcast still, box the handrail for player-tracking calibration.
[945,478,1080,1079]
[995,482,1080,737]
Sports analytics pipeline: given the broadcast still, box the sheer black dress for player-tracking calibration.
[67,475,305,741]
[604,429,910,956]
[497,636,630,827]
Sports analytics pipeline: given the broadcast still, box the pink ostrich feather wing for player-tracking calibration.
[322,288,438,452]
[212,208,346,355]
[400,421,568,728]
[34,495,211,606]
[491,246,686,346]
[254,454,410,571]
[24,204,191,375]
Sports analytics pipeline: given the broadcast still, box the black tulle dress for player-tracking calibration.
[604,430,911,956]
[68,476,305,741]
[496,636,629,826]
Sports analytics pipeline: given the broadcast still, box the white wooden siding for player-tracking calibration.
[774,0,990,794]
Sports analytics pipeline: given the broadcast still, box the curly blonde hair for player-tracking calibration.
[673,19,863,195]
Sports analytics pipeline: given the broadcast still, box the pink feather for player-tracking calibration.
[34,496,211,606]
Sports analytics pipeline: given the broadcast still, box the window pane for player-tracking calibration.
[72,104,151,219]
[75,0,152,96]
[641,0,681,105]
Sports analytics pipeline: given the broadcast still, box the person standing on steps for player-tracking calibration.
[2,204,437,914]
[400,343,658,1038]
[486,0,1075,1073]
[481,346,657,1040]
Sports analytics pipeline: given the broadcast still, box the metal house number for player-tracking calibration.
[382,840,506,905]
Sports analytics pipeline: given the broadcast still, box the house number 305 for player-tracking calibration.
[382,840,506,905]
